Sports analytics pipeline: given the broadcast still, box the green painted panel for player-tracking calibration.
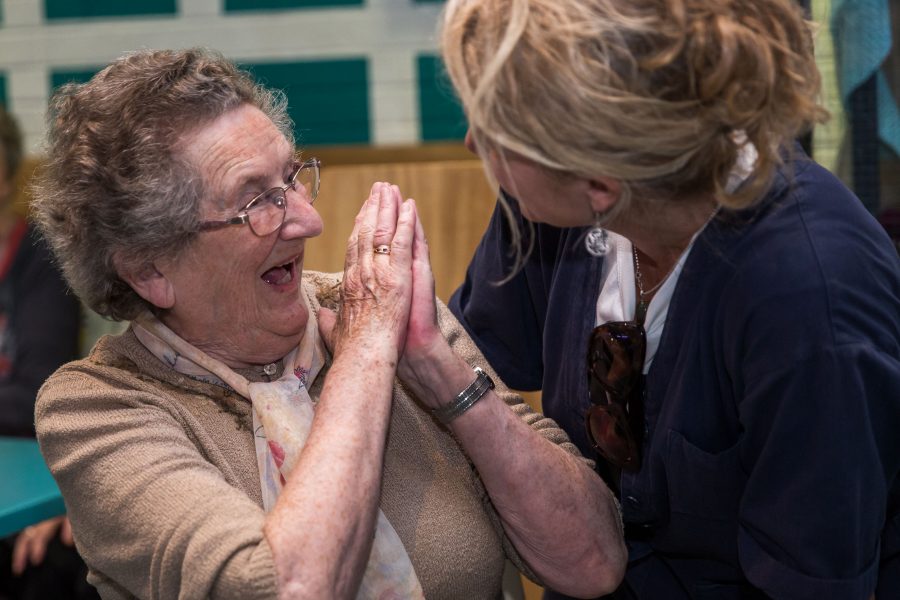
[242,59,369,146]
[225,0,362,12]
[50,68,101,92]
[45,0,175,20]
[417,54,466,142]
[49,61,369,146]
[0,75,6,108]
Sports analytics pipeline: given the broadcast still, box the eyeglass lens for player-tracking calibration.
[246,161,319,236]
[586,321,646,472]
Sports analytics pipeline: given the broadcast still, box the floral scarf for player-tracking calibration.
[132,290,423,599]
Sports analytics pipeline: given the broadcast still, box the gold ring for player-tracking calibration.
[373,245,391,255]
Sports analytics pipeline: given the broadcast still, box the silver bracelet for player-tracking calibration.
[432,366,495,424]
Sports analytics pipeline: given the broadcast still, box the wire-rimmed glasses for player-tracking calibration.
[197,157,321,237]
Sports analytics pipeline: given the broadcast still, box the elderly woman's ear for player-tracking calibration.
[114,256,175,310]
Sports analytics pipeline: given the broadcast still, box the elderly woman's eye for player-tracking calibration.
[286,163,301,185]
[259,188,281,205]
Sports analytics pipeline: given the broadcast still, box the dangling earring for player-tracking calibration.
[585,213,610,257]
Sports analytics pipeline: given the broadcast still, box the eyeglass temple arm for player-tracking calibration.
[196,214,251,232]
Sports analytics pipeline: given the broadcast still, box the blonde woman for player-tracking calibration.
[443,0,900,598]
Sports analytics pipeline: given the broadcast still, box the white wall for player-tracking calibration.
[0,0,448,152]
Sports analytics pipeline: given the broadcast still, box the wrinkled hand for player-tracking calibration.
[319,182,416,360]
[396,206,449,381]
[11,516,72,575]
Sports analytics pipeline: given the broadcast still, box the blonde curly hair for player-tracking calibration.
[440,0,827,217]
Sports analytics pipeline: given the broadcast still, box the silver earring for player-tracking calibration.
[585,213,610,257]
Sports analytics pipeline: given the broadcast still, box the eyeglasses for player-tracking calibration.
[585,316,647,474]
[197,157,321,237]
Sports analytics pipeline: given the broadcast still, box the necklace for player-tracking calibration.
[631,205,720,323]
[632,248,651,325]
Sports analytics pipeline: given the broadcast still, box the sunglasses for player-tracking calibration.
[585,316,647,475]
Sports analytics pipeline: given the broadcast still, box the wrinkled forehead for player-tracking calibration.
[181,104,293,207]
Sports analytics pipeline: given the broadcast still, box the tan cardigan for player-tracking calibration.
[36,271,585,600]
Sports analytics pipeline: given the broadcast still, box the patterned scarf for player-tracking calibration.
[132,289,423,599]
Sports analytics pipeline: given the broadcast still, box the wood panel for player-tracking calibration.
[312,142,473,166]
[13,154,497,304]
[12,155,499,304]
[303,158,499,303]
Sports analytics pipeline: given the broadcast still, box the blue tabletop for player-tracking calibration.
[0,437,64,538]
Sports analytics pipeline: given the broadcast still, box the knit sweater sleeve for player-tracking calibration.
[435,298,591,584]
[35,359,278,600]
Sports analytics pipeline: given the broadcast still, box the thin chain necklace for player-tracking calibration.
[631,205,720,324]
[632,248,651,325]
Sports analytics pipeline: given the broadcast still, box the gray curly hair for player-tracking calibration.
[30,48,292,321]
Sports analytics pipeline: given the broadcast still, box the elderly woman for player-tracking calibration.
[30,48,626,599]
[442,0,900,598]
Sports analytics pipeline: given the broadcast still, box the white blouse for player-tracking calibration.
[594,230,697,374]
[593,141,757,373]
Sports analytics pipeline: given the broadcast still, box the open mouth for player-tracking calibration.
[261,259,296,286]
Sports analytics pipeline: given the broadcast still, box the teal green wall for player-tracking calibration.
[244,59,370,145]
[417,55,466,141]
[0,75,6,108]
[3,2,450,149]
[47,62,371,147]
[45,0,176,20]
[50,68,101,90]
[225,0,363,11]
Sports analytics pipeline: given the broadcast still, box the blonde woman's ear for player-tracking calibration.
[586,176,622,214]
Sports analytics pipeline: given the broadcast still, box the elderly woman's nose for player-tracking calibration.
[280,190,322,239]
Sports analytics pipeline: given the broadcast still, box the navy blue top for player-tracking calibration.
[450,154,900,599]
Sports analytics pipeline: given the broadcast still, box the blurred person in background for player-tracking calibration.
[0,106,93,600]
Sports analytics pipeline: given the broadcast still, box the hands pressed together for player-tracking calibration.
[318,181,449,395]
[313,181,626,597]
